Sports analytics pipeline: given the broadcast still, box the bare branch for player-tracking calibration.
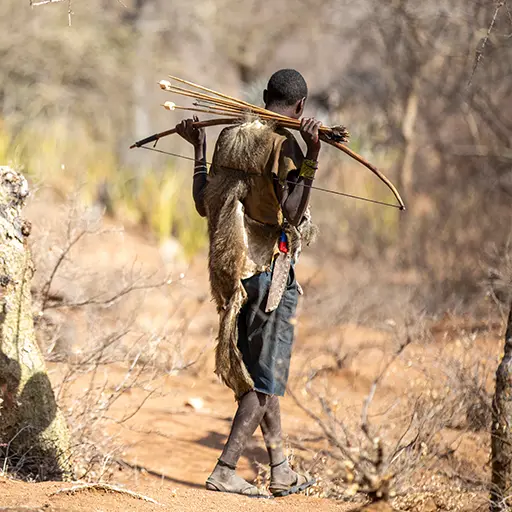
[29,0,73,25]
[467,1,504,89]
[505,1,512,25]
[361,334,412,433]
[40,230,87,312]
[30,0,65,6]
[44,277,171,310]
[67,0,72,26]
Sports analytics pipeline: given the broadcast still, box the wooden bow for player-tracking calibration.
[129,75,406,211]
[318,136,405,210]
[130,119,406,211]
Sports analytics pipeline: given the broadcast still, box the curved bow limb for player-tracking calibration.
[129,118,240,149]
[319,134,406,211]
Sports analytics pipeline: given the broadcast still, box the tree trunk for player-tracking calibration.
[0,166,71,481]
[396,72,420,208]
[491,302,512,511]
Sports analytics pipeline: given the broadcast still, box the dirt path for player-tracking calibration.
[0,475,357,511]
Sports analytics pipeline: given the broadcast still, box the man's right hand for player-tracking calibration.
[176,115,206,148]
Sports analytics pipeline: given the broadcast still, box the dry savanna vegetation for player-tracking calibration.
[1,1,512,511]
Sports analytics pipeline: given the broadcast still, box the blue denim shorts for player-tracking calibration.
[237,266,298,396]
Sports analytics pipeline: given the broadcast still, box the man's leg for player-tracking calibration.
[260,395,300,486]
[257,267,315,496]
[207,390,269,494]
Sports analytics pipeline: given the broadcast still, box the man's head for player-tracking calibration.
[263,69,308,119]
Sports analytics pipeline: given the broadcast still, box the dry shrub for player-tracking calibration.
[288,313,423,502]
[443,354,493,433]
[486,243,512,309]
[27,198,207,481]
[1,120,207,258]
[287,296,493,508]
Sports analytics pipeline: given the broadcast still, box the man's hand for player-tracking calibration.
[300,117,322,160]
[176,115,205,148]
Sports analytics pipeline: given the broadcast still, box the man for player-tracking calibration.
[176,69,321,497]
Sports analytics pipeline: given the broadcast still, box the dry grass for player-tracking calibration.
[1,122,207,258]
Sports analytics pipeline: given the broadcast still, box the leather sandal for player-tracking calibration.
[269,461,316,498]
[206,476,272,498]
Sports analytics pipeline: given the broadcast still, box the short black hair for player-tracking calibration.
[266,69,308,107]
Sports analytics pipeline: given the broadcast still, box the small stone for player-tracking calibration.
[185,397,204,410]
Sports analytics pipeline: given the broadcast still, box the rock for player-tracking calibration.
[159,237,186,267]
[185,397,204,411]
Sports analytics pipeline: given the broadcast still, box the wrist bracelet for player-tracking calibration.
[194,162,207,177]
[299,159,318,179]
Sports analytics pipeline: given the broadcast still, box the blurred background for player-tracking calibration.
[1,0,512,311]
[2,2,512,505]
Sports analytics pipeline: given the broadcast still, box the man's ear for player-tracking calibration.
[263,89,268,106]
[296,97,306,116]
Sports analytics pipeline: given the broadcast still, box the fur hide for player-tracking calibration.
[205,120,316,398]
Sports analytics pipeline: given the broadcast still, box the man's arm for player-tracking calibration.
[275,117,321,226]
[176,116,207,217]
[191,141,208,218]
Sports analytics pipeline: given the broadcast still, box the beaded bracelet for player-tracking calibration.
[299,159,318,179]
[194,163,208,177]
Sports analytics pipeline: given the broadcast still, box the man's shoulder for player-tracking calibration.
[215,125,237,145]
[273,127,302,154]
[274,126,299,144]
[274,127,304,165]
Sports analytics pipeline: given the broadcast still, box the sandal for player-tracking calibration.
[206,476,272,499]
[269,460,316,498]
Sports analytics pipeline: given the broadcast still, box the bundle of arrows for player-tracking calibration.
[130,75,405,210]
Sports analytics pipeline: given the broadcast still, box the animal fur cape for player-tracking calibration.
[204,120,316,399]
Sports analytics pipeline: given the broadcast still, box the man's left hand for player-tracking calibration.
[300,117,322,160]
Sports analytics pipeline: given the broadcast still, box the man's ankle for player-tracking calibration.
[270,457,289,470]
[212,458,237,477]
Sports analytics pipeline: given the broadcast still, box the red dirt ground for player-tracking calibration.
[0,197,499,511]
[0,475,359,512]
